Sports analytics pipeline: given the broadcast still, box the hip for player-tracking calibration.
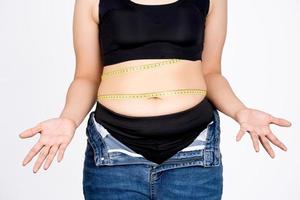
[83,107,222,167]
[82,108,223,199]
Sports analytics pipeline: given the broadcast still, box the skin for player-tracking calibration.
[19,0,292,173]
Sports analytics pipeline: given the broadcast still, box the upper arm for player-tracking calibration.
[72,0,102,82]
[201,0,227,75]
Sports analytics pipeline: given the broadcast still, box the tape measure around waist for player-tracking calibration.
[101,58,182,79]
[97,88,207,100]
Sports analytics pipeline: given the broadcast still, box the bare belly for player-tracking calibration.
[97,59,207,117]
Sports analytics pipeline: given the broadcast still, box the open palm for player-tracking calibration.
[235,108,291,158]
[19,117,77,173]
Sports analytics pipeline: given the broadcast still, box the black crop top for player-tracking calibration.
[98,0,210,66]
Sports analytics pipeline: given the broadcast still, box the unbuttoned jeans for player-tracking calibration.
[82,109,223,200]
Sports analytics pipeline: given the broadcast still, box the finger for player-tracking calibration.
[270,116,292,127]
[19,123,43,139]
[250,131,260,152]
[22,142,44,166]
[259,135,275,158]
[43,145,59,170]
[265,132,288,151]
[33,145,51,173]
[236,126,247,142]
[57,143,68,163]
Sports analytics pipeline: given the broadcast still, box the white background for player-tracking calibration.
[0,0,299,199]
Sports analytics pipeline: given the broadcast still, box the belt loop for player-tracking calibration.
[204,150,214,167]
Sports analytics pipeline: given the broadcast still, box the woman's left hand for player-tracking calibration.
[234,107,292,158]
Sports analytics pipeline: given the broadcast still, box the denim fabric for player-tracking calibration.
[82,109,223,200]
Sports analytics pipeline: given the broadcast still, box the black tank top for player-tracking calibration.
[99,0,210,66]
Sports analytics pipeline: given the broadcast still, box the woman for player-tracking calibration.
[19,0,292,199]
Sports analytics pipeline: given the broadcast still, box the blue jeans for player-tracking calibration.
[82,109,223,200]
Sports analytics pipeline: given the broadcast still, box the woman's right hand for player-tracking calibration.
[19,117,77,173]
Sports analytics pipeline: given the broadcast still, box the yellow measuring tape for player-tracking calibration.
[99,59,206,100]
[97,88,207,100]
[101,58,183,79]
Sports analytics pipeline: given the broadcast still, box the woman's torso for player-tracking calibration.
[92,0,208,117]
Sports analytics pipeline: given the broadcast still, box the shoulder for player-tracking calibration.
[91,0,101,25]
[208,0,227,16]
[74,0,100,24]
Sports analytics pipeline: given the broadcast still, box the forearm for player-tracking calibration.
[59,77,99,128]
[204,73,247,122]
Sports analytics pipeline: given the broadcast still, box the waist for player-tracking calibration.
[97,58,208,117]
